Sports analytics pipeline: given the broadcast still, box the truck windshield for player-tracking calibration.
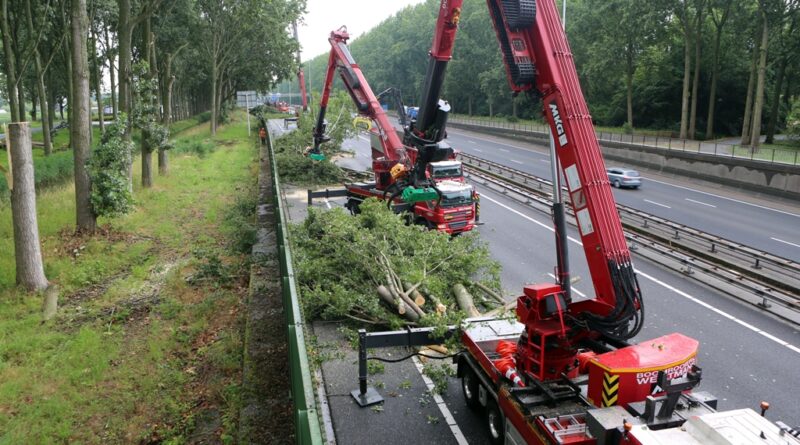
[440,189,472,207]
[431,165,462,179]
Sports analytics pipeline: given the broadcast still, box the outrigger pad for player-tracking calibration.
[401,186,438,203]
[351,387,384,407]
[309,153,326,161]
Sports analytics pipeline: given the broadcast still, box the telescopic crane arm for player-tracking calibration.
[487,0,642,340]
[292,21,308,112]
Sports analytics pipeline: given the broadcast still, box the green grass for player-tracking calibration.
[0,111,257,443]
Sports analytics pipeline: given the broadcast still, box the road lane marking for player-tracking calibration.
[482,193,800,356]
[499,148,509,153]
[771,237,800,248]
[540,159,550,163]
[468,140,476,144]
[448,131,548,157]
[644,177,800,218]
[412,356,469,445]
[685,198,716,208]
[357,135,370,142]
[473,148,484,153]
[644,199,671,209]
[510,159,524,165]
[323,198,332,210]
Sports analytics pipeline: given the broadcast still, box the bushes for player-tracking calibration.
[173,138,216,158]
[0,149,75,203]
[88,116,133,218]
[273,114,346,185]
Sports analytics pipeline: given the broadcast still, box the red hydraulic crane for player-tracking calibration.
[292,21,308,112]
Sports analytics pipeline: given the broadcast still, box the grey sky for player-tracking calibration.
[298,0,426,62]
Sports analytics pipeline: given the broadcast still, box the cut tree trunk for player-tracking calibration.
[377,285,419,322]
[8,123,49,291]
[453,284,480,317]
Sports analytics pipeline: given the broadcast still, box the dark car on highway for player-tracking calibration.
[606,167,642,189]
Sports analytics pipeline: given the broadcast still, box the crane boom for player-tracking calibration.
[488,0,642,340]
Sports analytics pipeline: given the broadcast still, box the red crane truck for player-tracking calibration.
[350,1,800,444]
[308,27,477,235]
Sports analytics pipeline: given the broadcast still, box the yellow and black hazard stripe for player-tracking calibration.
[602,372,619,407]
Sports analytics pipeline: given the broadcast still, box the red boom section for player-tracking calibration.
[488,0,642,338]
[316,28,413,169]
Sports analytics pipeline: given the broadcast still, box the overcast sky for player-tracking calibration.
[298,0,426,62]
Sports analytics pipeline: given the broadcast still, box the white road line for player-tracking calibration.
[685,198,716,208]
[482,193,800,356]
[510,159,524,165]
[357,135,370,142]
[473,148,484,153]
[540,159,550,163]
[771,237,800,248]
[644,177,800,218]
[467,140,476,144]
[323,198,332,210]
[411,356,469,445]
[449,131,548,157]
[644,199,671,209]
[499,148,509,153]
[547,273,586,298]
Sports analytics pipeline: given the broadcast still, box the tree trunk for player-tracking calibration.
[8,123,49,291]
[91,28,105,132]
[31,95,37,121]
[705,27,724,139]
[740,39,758,145]
[71,0,97,233]
[750,12,768,149]
[117,0,134,188]
[468,96,473,116]
[210,62,218,135]
[159,57,175,175]
[105,25,118,119]
[679,32,691,139]
[141,17,153,188]
[688,7,703,139]
[0,0,20,122]
[765,55,786,144]
[625,56,634,128]
[453,284,480,317]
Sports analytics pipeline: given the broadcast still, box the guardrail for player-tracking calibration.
[266,129,324,444]
[448,115,800,166]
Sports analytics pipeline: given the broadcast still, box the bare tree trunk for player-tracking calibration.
[688,5,703,139]
[750,12,769,149]
[91,28,105,132]
[8,123,49,291]
[159,56,175,175]
[117,0,134,189]
[0,0,20,122]
[679,33,691,139]
[706,30,723,139]
[740,43,758,146]
[210,63,218,135]
[105,25,118,119]
[71,0,97,233]
[625,47,634,128]
[141,17,154,188]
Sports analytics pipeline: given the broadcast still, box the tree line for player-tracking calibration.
[301,0,799,147]
[1,0,304,291]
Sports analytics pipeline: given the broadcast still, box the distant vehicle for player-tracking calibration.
[406,106,419,120]
[606,167,642,189]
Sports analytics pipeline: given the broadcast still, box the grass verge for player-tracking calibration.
[0,111,257,444]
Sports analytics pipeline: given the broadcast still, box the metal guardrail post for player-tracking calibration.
[264,128,323,444]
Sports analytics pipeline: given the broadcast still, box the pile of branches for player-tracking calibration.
[292,199,503,329]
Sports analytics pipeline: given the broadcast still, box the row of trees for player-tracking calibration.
[1,0,304,291]
[300,0,799,146]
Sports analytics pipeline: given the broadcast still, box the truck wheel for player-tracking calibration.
[461,367,481,410]
[345,199,361,215]
[486,399,505,445]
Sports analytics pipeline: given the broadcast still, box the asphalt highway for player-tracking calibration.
[275,121,800,444]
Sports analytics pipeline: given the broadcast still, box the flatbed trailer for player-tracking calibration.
[455,317,800,445]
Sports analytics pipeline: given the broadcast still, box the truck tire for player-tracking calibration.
[461,367,481,410]
[486,399,506,445]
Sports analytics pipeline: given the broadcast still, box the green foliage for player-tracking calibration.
[173,138,216,158]
[273,111,347,185]
[0,150,74,204]
[132,62,172,153]
[88,115,134,218]
[291,199,501,329]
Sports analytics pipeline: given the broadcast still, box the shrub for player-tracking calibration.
[0,149,75,203]
[88,115,134,218]
[173,138,216,158]
[787,97,800,144]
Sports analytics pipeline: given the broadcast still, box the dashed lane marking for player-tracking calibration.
[644,199,671,209]
[510,159,524,164]
[685,198,716,208]
[547,273,586,298]
[481,193,800,356]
